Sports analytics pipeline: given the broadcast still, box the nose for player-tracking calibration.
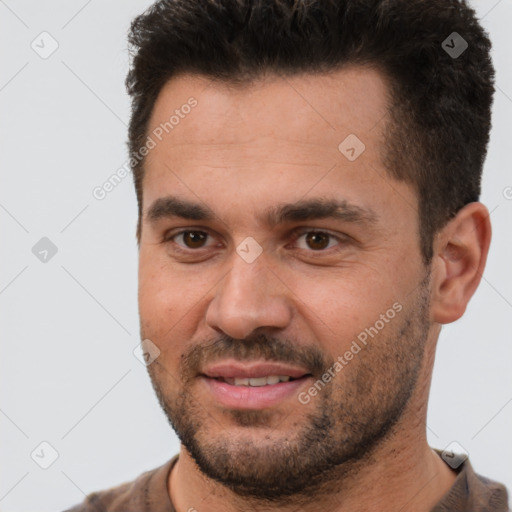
[205,253,293,340]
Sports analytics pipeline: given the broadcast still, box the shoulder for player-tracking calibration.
[62,456,178,512]
[432,450,510,512]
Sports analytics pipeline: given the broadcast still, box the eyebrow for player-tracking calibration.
[145,195,379,228]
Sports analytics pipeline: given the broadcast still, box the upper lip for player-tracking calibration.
[201,360,311,379]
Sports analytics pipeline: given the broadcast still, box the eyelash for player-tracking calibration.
[163,228,348,256]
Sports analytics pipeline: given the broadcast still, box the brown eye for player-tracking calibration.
[294,229,345,252]
[180,231,208,249]
[304,232,331,250]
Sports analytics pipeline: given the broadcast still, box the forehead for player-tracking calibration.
[147,66,391,149]
[141,67,415,230]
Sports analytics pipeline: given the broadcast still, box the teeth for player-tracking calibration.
[248,377,267,387]
[223,375,293,386]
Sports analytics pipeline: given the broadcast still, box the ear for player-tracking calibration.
[430,202,492,324]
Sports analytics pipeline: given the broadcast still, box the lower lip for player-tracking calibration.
[200,376,312,410]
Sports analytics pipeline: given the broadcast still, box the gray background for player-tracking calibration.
[1,1,511,510]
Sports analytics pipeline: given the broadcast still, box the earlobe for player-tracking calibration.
[430,202,492,325]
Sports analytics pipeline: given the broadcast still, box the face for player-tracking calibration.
[138,67,432,500]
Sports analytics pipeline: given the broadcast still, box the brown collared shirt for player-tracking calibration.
[63,452,510,511]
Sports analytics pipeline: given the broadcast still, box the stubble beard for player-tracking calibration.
[145,274,431,503]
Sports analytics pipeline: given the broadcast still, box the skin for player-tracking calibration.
[137,66,491,512]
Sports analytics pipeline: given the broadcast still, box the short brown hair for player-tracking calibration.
[126,0,495,263]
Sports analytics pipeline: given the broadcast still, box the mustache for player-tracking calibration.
[180,332,330,381]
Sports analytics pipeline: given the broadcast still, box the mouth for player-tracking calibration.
[199,360,314,409]
[209,375,307,386]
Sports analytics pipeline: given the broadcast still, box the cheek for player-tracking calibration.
[138,286,186,370]
[139,260,169,317]
[291,271,404,352]
[138,256,213,358]
[138,247,189,306]
[138,257,186,352]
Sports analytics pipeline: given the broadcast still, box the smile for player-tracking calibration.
[214,375,295,386]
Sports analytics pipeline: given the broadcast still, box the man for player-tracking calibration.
[65,0,509,510]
